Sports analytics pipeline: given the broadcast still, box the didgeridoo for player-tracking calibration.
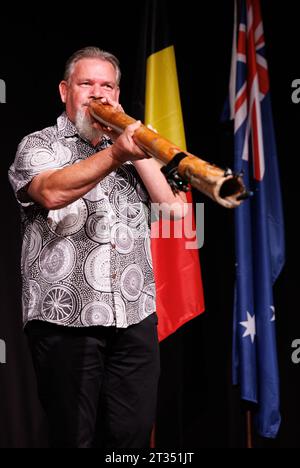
[89,99,249,208]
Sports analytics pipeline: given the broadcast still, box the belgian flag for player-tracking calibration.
[132,0,205,341]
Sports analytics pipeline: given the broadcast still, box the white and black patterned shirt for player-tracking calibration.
[8,113,156,328]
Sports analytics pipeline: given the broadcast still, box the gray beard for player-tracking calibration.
[75,108,104,143]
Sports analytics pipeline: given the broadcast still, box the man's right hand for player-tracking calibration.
[109,121,150,163]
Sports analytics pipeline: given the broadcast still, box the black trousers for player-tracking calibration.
[26,313,160,449]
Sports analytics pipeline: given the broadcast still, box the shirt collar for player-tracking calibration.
[56,112,78,138]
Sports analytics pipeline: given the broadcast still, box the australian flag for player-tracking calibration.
[230,0,285,438]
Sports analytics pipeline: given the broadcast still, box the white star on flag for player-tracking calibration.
[240,311,256,343]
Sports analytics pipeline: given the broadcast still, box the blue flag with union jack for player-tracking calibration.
[230,0,285,438]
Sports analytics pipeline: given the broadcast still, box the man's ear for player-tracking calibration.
[59,81,68,103]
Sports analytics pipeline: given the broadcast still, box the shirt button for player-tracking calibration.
[111,273,116,279]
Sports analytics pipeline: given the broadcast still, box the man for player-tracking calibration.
[8,46,187,448]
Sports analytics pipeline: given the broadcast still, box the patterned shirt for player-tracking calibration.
[8,113,156,328]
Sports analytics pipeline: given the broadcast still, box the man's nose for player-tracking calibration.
[89,84,103,99]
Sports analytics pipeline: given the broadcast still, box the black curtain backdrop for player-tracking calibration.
[0,0,299,448]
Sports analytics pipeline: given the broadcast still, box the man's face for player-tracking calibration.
[59,57,120,124]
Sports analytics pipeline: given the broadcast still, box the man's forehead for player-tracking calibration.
[73,58,115,75]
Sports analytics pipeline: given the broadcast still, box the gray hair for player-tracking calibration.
[63,46,121,85]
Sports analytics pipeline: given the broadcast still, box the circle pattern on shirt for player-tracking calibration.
[23,280,41,317]
[39,238,76,283]
[26,222,43,265]
[109,190,145,228]
[81,301,114,326]
[111,223,134,254]
[109,166,146,228]
[138,283,156,320]
[18,142,72,174]
[120,264,144,301]
[84,244,112,292]
[85,210,111,243]
[113,166,136,196]
[41,284,80,324]
[47,199,88,236]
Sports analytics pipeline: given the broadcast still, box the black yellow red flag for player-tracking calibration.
[133,0,205,340]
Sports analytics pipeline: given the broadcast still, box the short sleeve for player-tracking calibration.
[8,133,72,207]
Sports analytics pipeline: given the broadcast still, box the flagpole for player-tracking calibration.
[150,424,156,448]
[246,410,253,448]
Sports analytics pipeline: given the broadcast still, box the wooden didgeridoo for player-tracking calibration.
[89,99,248,208]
